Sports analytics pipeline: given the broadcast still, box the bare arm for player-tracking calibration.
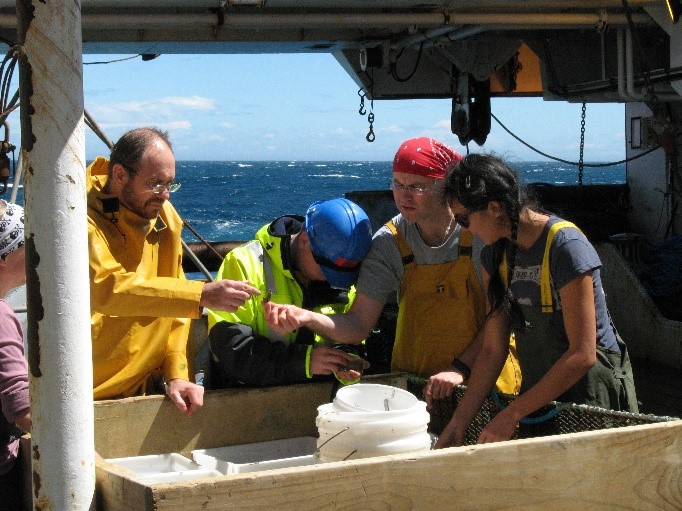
[435,266,510,448]
[476,272,597,443]
[435,306,510,448]
[423,325,486,406]
[264,291,385,344]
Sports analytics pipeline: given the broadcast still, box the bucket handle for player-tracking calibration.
[315,427,359,461]
[314,426,349,458]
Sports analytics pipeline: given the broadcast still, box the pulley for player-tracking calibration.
[451,71,491,146]
[359,46,383,72]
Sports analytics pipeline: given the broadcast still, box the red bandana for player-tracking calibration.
[392,137,462,179]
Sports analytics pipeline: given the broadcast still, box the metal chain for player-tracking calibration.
[357,87,375,142]
[578,102,586,186]
[366,100,375,142]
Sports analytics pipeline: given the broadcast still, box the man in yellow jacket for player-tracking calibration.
[87,127,259,415]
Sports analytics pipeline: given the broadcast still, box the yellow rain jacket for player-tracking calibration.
[87,157,204,399]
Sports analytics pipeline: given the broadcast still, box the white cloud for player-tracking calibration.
[115,101,146,112]
[220,122,237,129]
[160,96,216,110]
[376,124,404,134]
[162,120,192,131]
[89,96,216,123]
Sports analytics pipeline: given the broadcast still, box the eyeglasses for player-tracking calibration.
[121,165,181,194]
[147,180,181,194]
[390,179,431,197]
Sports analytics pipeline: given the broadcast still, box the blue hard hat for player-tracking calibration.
[305,198,373,289]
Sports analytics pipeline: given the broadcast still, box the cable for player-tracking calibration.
[491,112,660,168]
[390,42,424,83]
[83,54,150,66]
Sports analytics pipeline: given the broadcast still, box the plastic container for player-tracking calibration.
[106,453,223,484]
[316,383,431,462]
[192,437,318,474]
[333,383,418,412]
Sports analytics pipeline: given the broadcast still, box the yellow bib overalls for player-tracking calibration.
[387,221,521,394]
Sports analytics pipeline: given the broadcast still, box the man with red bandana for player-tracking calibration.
[264,137,520,405]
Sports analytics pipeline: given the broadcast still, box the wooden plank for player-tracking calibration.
[96,460,153,511]
[94,375,407,459]
[131,420,681,511]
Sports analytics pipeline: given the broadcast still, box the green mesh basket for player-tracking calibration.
[406,375,676,445]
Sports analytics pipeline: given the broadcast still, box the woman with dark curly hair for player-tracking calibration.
[436,154,638,447]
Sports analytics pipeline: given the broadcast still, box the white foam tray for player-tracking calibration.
[192,436,319,474]
[106,452,222,484]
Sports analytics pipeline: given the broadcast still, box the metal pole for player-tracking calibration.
[16,0,95,509]
[0,11,656,30]
[181,238,214,280]
[84,108,113,149]
[76,12,652,29]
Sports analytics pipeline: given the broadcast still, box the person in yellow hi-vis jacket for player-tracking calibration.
[87,127,259,415]
[205,198,373,388]
[262,138,521,405]
[436,154,638,448]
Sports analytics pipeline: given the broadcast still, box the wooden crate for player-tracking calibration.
[95,376,682,511]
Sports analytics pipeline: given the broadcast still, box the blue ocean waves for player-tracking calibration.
[172,160,625,242]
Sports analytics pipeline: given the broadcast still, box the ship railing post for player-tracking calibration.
[16,1,95,509]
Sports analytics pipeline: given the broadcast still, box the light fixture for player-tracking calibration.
[666,0,681,24]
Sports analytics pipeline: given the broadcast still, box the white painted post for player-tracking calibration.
[16,1,95,510]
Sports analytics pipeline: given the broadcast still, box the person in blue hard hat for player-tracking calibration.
[205,198,373,388]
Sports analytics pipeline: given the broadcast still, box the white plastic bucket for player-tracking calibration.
[316,383,431,462]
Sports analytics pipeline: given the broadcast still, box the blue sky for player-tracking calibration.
[14,52,627,163]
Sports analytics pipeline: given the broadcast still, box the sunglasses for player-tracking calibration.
[455,212,472,228]
[454,205,486,228]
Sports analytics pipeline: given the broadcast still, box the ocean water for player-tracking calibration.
[7,160,625,242]
[172,160,625,242]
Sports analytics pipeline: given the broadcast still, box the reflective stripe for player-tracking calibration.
[305,345,313,378]
[244,240,285,342]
